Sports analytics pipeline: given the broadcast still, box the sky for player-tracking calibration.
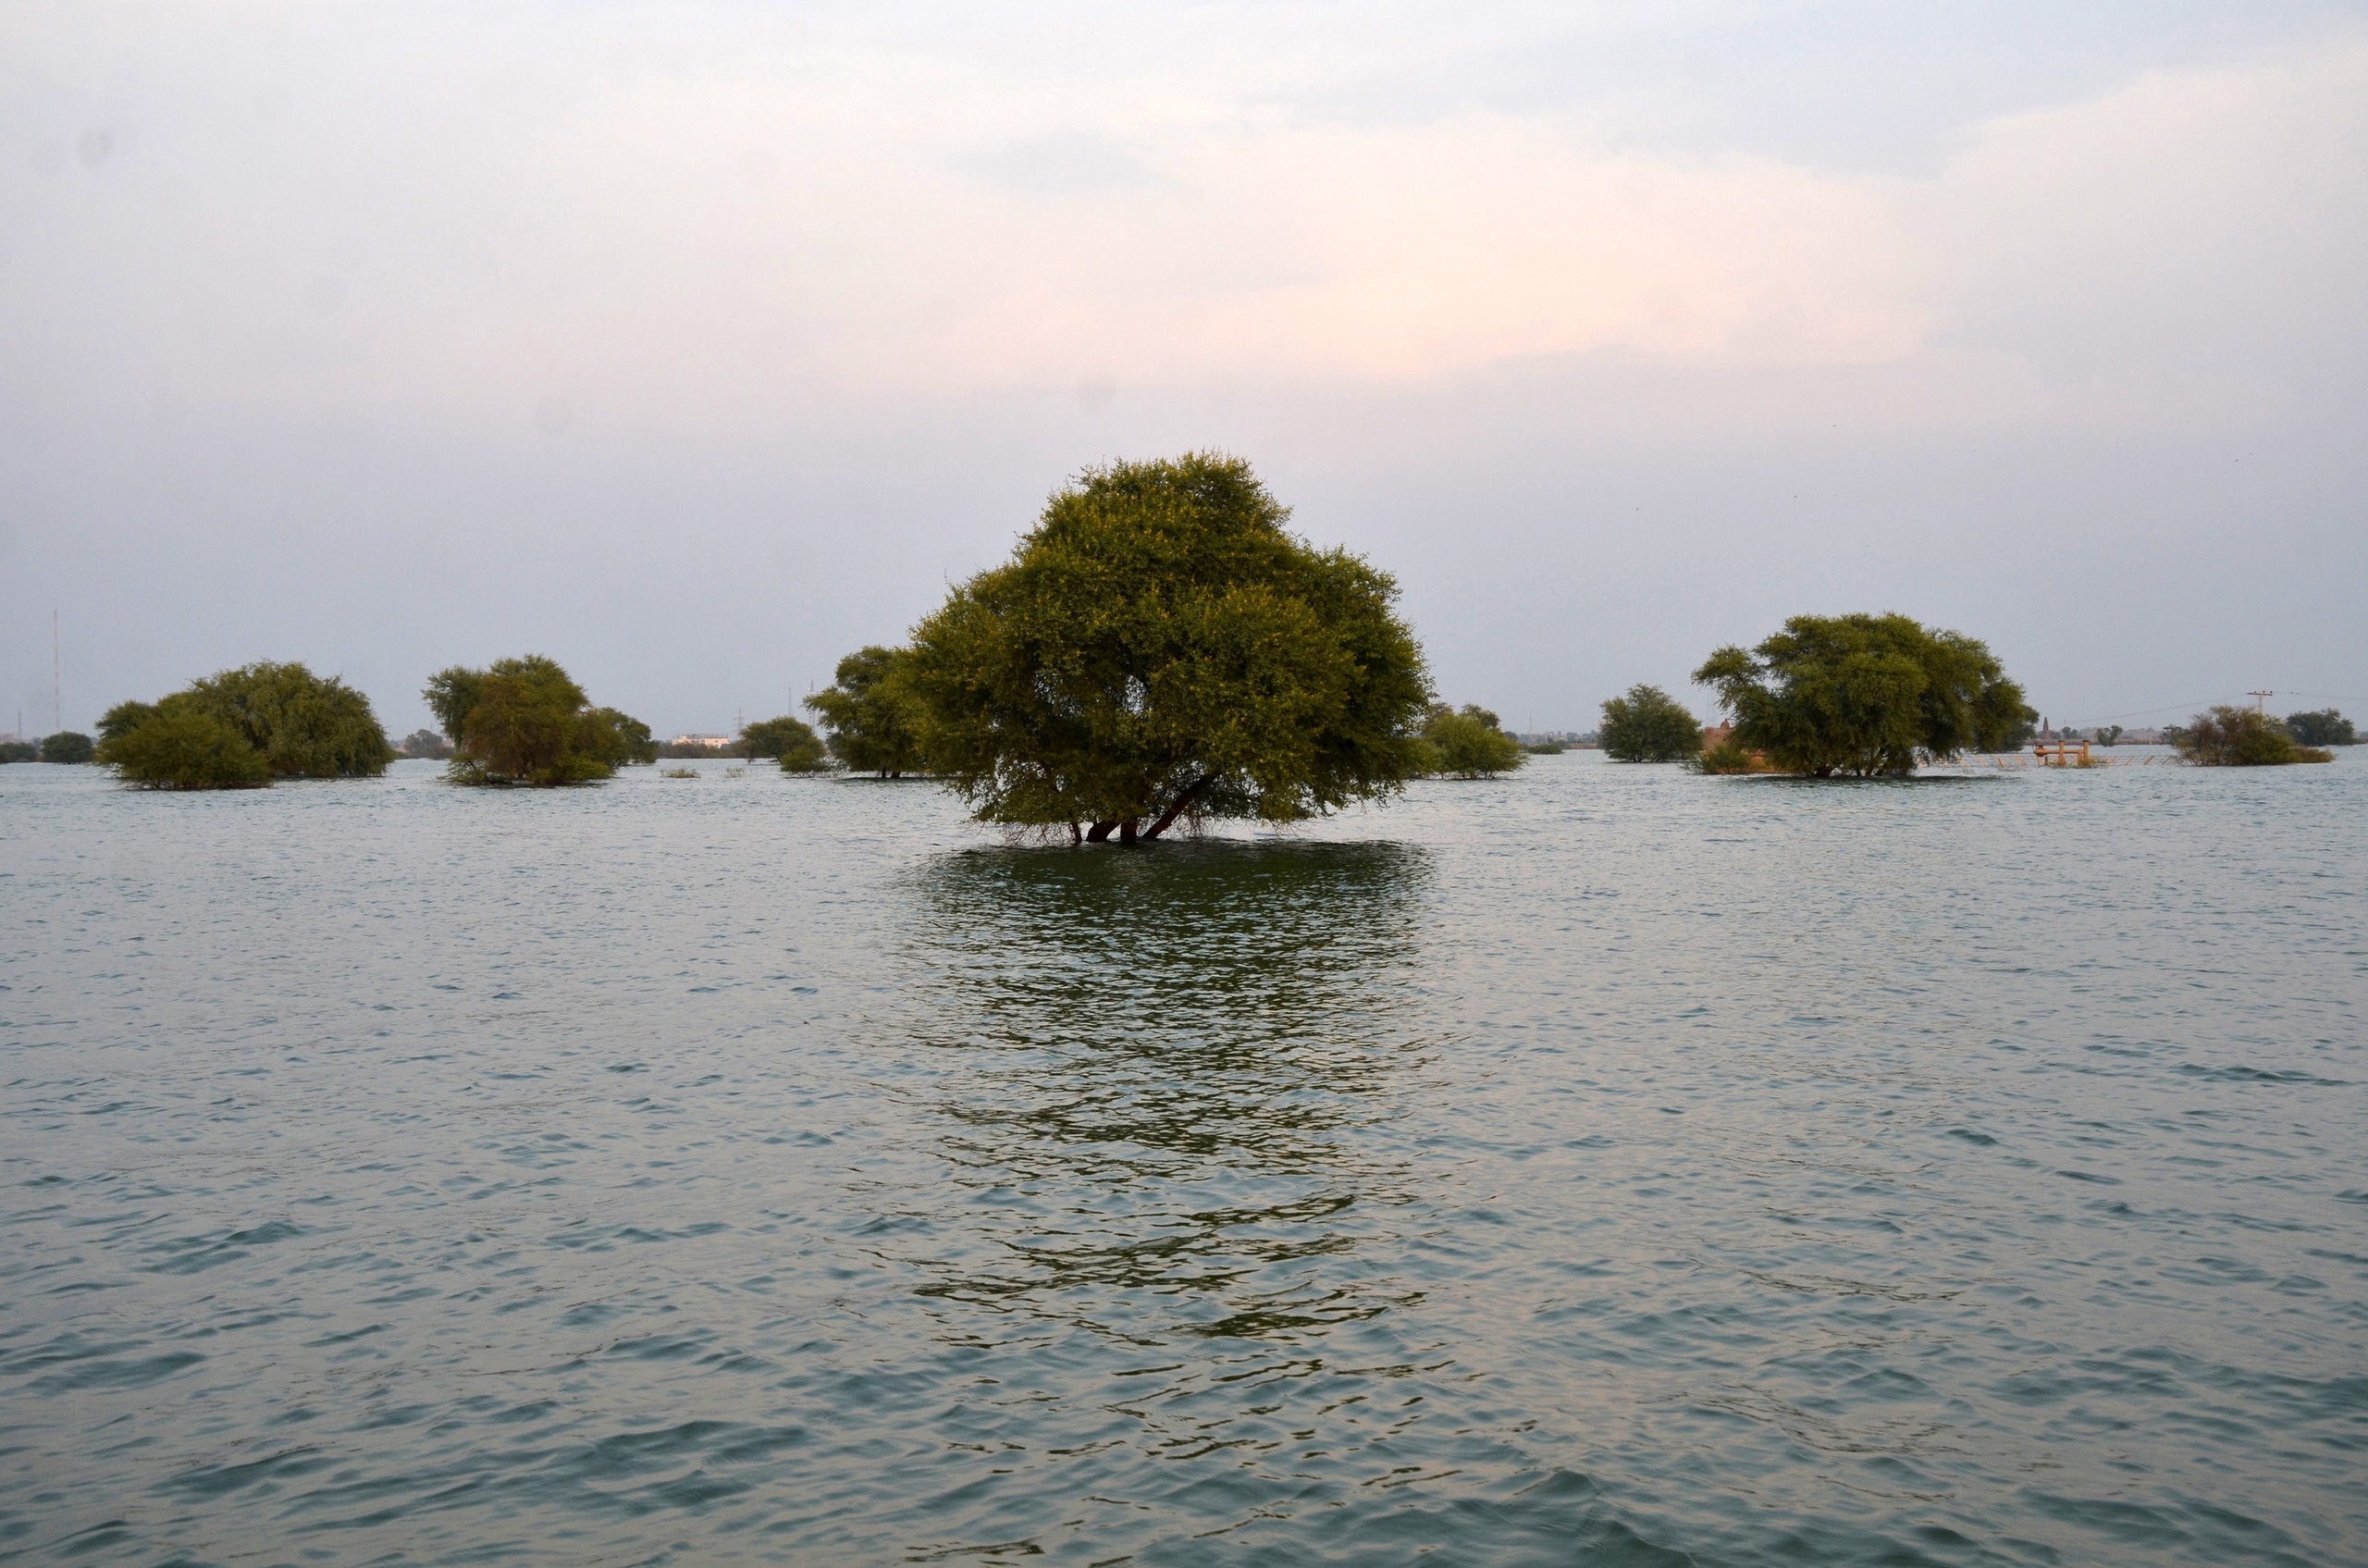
[4,0,2364,739]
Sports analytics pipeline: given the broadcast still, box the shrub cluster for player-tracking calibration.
[424,656,654,785]
[2176,707,2334,766]
[95,663,392,789]
[1598,685,1700,762]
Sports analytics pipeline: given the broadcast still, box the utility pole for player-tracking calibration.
[2249,689,2275,715]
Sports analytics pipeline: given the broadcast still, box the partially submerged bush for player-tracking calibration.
[1599,685,1701,762]
[424,656,651,784]
[806,647,924,777]
[105,708,272,789]
[2177,706,2334,766]
[1695,613,2031,777]
[1692,736,1782,774]
[1420,703,1525,778]
[739,714,832,772]
[2285,709,2356,747]
[40,731,95,764]
[94,663,392,788]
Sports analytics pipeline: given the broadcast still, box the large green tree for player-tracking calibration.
[1598,685,1701,762]
[2284,709,2356,747]
[1420,703,1525,777]
[1694,613,2032,777]
[39,731,95,764]
[92,662,392,785]
[902,453,1433,842]
[804,648,924,776]
[424,656,650,784]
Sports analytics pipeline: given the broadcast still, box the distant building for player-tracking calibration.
[668,734,734,749]
[1702,723,1733,750]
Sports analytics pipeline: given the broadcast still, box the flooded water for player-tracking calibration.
[3,752,2363,1565]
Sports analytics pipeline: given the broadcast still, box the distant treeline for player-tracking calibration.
[22,458,2349,799]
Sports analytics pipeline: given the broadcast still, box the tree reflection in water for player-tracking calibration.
[879,840,1437,1345]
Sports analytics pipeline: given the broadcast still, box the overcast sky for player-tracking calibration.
[5,1,2363,738]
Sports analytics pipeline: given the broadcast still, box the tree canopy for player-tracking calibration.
[1420,703,1525,777]
[39,731,95,764]
[2178,706,2334,765]
[740,714,831,772]
[901,453,1432,841]
[805,648,924,776]
[1598,685,1701,762]
[92,662,392,787]
[2285,709,2356,747]
[424,655,652,784]
[1694,613,2032,777]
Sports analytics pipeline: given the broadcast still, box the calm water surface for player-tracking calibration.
[3,754,2363,1565]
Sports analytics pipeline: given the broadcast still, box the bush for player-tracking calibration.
[105,708,271,789]
[1695,613,2031,777]
[739,715,831,772]
[1598,685,1701,762]
[0,740,37,763]
[2177,706,2334,766]
[1421,703,1525,778]
[2285,709,2357,747]
[179,663,393,776]
[396,728,453,759]
[39,732,95,764]
[425,656,649,785]
[1691,736,1782,774]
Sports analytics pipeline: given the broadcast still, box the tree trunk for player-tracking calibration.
[1068,821,1081,844]
[1117,820,1139,845]
[1140,774,1214,841]
[1085,821,1116,842]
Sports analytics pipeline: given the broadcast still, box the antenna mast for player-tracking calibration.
[2248,689,2275,715]
[52,611,61,733]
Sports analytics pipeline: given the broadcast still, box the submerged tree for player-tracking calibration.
[38,732,95,764]
[805,647,925,777]
[1694,613,2032,777]
[1598,685,1702,762]
[2285,709,2356,747]
[2178,706,2334,766]
[740,715,831,772]
[424,656,649,784]
[1420,703,1525,778]
[103,709,272,789]
[92,662,392,787]
[902,452,1433,842]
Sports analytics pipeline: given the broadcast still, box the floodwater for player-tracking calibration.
[2,752,2362,1566]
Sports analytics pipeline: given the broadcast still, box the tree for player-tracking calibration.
[0,740,37,763]
[1598,685,1701,762]
[39,732,94,764]
[103,709,271,789]
[96,663,392,783]
[901,453,1433,842]
[2285,709,2357,747]
[740,715,830,772]
[1694,613,2032,777]
[396,728,454,759]
[1421,703,1525,777]
[424,655,648,784]
[805,647,925,777]
[2178,706,2333,765]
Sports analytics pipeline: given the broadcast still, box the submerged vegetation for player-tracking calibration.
[1419,704,1524,778]
[739,715,832,772]
[2284,709,2356,747]
[804,648,923,777]
[1598,685,1701,763]
[424,656,654,785]
[897,453,1432,841]
[95,663,392,789]
[39,732,95,764]
[1695,613,2032,777]
[2177,706,2334,766]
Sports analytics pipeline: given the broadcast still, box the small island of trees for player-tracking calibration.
[424,656,655,784]
[1418,703,1524,777]
[2174,706,2335,766]
[1694,613,2032,777]
[93,662,394,789]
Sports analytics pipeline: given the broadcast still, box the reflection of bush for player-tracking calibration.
[882,841,1434,1333]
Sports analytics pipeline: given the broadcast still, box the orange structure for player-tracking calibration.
[2032,738,2091,766]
